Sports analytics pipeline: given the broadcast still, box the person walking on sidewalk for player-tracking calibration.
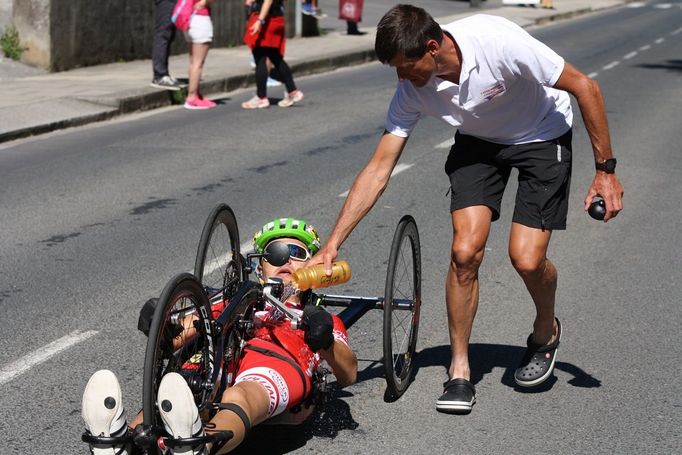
[183,0,217,109]
[311,5,623,414]
[151,0,186,90]
[242,0,304,109]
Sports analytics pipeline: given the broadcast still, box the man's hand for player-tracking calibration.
[309,242,339,276]
[584,172,624,222]
[302,305,334,352]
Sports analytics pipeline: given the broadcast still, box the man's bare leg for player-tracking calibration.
[508,222,559,345]
[447,206,493,380]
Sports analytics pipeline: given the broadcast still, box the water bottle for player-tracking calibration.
[292,261,352,291]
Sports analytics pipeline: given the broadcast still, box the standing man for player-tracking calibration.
[313,5,623,414]
[150,0,185,90]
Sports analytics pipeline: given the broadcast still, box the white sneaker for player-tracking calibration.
[157,372,206,454]
[266,77,282,87]
[82,370,129,455]
[241,95,270,109]
[278,90,304,107]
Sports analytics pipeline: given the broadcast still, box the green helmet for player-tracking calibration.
[253,217,321,254]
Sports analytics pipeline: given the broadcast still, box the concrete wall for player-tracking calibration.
[13,0,295,72]
[0,0,12,32]
[12,0,50,68]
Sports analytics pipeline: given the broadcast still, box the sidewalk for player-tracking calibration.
[0,0,630,144]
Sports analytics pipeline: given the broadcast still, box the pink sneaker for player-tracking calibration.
[184,96,216,110]
[241,95,270,109]
[278,90,304,108]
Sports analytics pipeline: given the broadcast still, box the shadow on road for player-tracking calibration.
[413,343,602,391]
[233,341,601,453]
[635,60,682,73]
[232,384,358,454]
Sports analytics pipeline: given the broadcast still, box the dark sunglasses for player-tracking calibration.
[265,241,311,262]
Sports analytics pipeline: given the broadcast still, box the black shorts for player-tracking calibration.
[444,129,572,230]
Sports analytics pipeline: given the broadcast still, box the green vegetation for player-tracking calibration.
[1,24,26,61]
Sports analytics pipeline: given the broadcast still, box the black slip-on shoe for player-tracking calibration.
[514,318,562,387]
[436,378,476,414]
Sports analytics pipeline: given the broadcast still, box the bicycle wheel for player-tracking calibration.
[142,273,218,434]
[194,203,243,301]
[383,215,421,398]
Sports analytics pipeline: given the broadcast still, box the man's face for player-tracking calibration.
[261,237,310,283]
[388,50,436,87]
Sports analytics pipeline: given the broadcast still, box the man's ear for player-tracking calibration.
[426,39,440,57]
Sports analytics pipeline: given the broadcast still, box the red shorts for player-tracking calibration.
[243,13,286,55]
[235,338,310,417]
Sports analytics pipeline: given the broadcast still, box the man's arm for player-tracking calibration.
[553,62,624,221]
[315,132,409,271]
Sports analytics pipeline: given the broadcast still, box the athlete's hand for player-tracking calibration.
[137,298,158,336]
[302,305,334,352]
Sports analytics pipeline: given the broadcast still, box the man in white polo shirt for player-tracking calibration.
[312,4,624,413]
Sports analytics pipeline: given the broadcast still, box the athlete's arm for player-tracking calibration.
[554,62,624,221]
[319,339,358,386]
[314,132,409,271]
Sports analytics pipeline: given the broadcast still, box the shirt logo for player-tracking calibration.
[480,82,506,100]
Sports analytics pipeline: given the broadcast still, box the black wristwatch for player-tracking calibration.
[595,158,617,173]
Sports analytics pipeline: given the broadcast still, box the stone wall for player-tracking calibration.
[13,0,295,72]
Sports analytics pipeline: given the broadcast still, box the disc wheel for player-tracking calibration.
[142,273,217,436]
[383,215,421,398]
[194,204,243,301]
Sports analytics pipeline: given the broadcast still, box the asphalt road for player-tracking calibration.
[1,1,681,453]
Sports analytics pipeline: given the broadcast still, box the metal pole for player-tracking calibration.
[295,0,302,37]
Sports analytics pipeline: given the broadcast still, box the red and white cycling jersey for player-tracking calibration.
[213,297,349,417]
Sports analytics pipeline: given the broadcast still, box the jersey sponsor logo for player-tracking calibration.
[236,367,289,416]
[480,82,506,100]
[199,306,215,380]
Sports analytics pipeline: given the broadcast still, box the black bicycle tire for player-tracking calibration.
[383,215,422,398]
[216,282,262,390]
[142,273,216,434]
[194,203,243,299]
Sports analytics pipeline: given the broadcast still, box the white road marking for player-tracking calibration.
[603,61,620,70]
[654,38,665,44]
[0,330,99,386]
[654,3,672,9]
[626,2,645,7]
[588,72,599,79]
[338,163,414,197]
[639,44,651,51]
[435,138,455,149]
[624,51,638,60]
[671,29,681,36]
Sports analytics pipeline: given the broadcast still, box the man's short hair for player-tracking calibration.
[375,4,444,64]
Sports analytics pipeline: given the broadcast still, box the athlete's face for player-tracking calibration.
[389,49,436,87]
[261,237,310,284]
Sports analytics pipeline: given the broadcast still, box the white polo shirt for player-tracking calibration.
[386,14,573,145]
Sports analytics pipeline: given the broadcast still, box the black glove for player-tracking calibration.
[302,305,334,352]
[138,298,158,336]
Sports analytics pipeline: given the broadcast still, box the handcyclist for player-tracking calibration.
[81,217,358,454]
